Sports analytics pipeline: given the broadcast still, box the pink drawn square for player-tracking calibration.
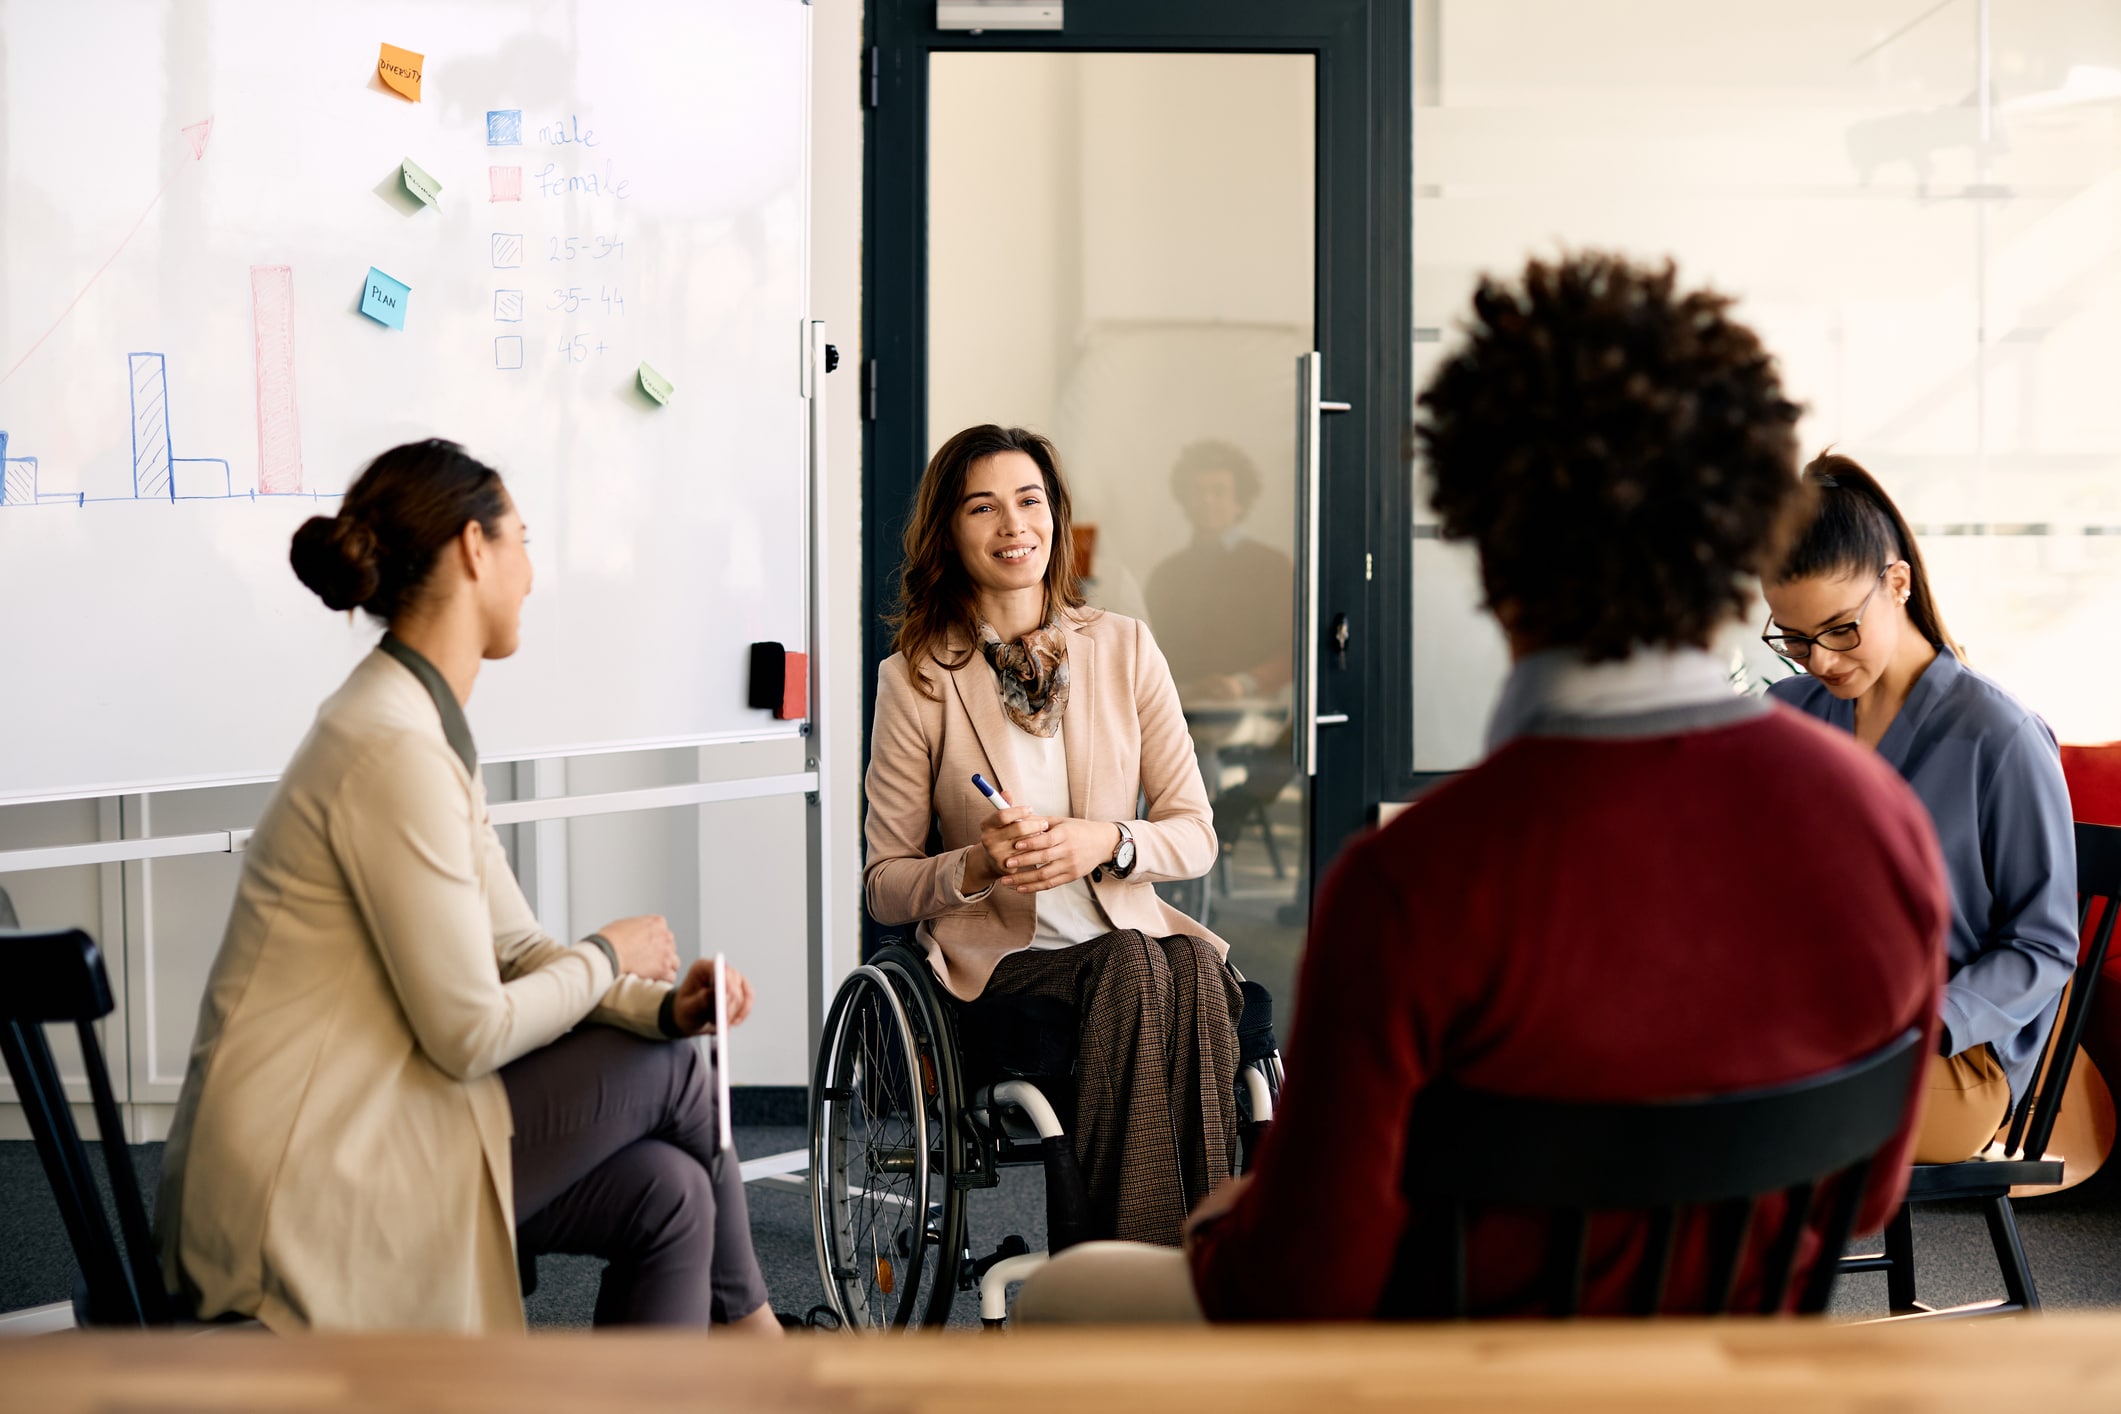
[489,166,523,202]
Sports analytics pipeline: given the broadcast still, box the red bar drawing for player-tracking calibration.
[250,265,302,494]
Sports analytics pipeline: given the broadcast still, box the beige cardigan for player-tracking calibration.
[864,609,1223,999]
[157,649,671,1332]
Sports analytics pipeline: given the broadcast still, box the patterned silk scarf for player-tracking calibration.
[979,617,1071,738]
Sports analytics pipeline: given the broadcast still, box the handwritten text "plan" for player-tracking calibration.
[533,161,631,200]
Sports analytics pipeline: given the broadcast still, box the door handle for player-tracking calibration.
[1293,352,1353,778]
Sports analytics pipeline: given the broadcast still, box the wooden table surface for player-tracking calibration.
[5,1317,2121,1413]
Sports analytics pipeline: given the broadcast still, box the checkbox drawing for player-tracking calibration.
[486,109,523,146]
[494,336,524,371]
[491,233,524,269]
[493,290,525,322]
[489,165,523,202]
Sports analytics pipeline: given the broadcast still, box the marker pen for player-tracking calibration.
[971,772,1013,811]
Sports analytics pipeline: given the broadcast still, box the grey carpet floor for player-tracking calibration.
[7,1138,2118,1326]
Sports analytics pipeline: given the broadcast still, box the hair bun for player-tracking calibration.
[290,513,382,612]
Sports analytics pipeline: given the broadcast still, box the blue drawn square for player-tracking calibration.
[494,335,524,371]
[486,109,523,146]
[359,267,410,329]
[491,232,524,269]
[494,290,525,322]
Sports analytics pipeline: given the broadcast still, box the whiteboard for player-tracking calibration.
[0,1,811,805]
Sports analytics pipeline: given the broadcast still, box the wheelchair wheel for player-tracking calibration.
[810,954,966,1329]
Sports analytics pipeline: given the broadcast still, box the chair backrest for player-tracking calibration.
[0,927,175,1325]
[2003,821,2121,1161]
[1398,1027,1924,1319]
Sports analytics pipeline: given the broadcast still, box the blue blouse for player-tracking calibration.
[1771,649,2077,1104]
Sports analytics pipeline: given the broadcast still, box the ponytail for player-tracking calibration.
[1774,451,1957,658]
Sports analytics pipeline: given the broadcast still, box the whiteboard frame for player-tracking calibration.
[0,771,819,875]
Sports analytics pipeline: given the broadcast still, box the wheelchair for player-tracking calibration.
[808,940,1283,1329]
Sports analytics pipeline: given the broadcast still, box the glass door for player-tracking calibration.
[862,0,1409,1016]
[926,50,1317,1009]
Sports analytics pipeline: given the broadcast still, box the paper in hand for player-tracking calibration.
[713,953,734,1153]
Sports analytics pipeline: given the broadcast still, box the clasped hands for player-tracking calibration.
[965,806,1122,895]
[595,913,755,1038]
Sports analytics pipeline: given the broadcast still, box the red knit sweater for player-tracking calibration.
[1191,705,1949,1319]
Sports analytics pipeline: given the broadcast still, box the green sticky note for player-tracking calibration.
[401,158,442,207]
[637,362,673,405]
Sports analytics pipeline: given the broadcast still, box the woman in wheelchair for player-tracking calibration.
[863,423,1242,1249]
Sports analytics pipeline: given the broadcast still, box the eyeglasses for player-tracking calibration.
[1762,564,1900,663]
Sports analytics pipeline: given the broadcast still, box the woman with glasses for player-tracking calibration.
[1763,453,2077,1163]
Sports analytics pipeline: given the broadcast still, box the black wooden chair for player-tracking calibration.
[0,926,176,1326]
[1396,1027,1925,1318]
[1837,820,2121,1318]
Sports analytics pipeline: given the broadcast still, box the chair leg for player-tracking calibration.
[1982,1196,2039,1312]
[1253,802,1286,880]
[1883,1203,1918,1314]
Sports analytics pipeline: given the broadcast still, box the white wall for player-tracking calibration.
[1412,0,2121,767]
[0,0,867,1128]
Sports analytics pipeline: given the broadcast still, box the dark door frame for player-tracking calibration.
[861,0,1414,919]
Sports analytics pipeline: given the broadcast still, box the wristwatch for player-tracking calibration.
[1103,822,1137,880]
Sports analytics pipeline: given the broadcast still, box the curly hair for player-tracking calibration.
[1414,253,1808,661]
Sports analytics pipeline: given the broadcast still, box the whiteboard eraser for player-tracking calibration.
[748,643,807,719]
[747,642,785,710]
[777,652,808,721]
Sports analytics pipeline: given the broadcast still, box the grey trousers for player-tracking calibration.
[500,1025,768,1327]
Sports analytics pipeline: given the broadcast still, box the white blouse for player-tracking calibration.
[955,720,1115,949]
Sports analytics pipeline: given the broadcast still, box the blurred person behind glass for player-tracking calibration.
[1146,441,1292,704]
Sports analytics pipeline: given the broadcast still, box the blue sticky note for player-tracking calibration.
[360,267,410,329]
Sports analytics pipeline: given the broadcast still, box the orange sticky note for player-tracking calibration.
[378,43,424,102]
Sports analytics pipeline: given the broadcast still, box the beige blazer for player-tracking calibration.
[157,649,671,1332]
[865,609,1223,999]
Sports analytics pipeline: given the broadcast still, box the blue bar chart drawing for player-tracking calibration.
[0,348,325,510]
[128,352,235,500]
[1,430,53,507]
[1,430,30,504]
[130,353,174,498]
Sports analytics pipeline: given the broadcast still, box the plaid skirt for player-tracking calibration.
[976,929,1243,1248]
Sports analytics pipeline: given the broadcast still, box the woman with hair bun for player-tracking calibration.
[158,440,777,1333]
[1764,453,2079,1164]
